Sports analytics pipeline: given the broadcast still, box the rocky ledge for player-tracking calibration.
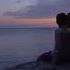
[7,61,53,70]
[7,51,70,70]
[7,61,70,70]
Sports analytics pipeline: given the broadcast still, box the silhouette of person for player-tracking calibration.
[56,13,68,28]
[53,12,70,64]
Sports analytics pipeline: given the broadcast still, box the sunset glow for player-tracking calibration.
[0,17,56,27]
[0,0,70,27]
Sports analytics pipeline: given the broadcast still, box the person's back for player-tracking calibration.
[54,28,70,64]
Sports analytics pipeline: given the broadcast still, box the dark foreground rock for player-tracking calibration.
[7,51,53,70]
[7,50,70,70]
[7,61,70,70]
[7,61,54,70]
[37,51,52,62]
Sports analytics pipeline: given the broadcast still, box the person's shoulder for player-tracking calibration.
[55,28,70,34]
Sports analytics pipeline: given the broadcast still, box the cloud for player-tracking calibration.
[16,0,22,3]
[4,0,70,18]
[16,0,27,3]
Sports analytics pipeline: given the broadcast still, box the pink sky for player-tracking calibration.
[0,17,57,27]
[0,0,69,27]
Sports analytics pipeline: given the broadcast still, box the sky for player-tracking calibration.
[0,0,70,27]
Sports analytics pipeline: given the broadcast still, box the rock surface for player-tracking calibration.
[7,61,53,70]
[37,51,52,62]
[8,61,70,70]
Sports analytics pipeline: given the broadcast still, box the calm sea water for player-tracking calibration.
[0,28,55,70]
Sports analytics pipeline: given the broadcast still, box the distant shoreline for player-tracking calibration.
[0,27,57,29]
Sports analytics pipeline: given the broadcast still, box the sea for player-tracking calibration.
[0,28,56,70]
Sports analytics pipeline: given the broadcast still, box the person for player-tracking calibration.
[53,12,70,64]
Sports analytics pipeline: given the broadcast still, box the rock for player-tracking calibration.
[37,51,52,63]
[7,61,70,70]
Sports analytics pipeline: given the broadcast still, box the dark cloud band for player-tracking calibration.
[4,0,70,18]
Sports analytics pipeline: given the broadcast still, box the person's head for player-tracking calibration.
[56,13,67,28]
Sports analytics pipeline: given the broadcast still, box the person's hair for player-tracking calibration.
[56,13,67,28]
